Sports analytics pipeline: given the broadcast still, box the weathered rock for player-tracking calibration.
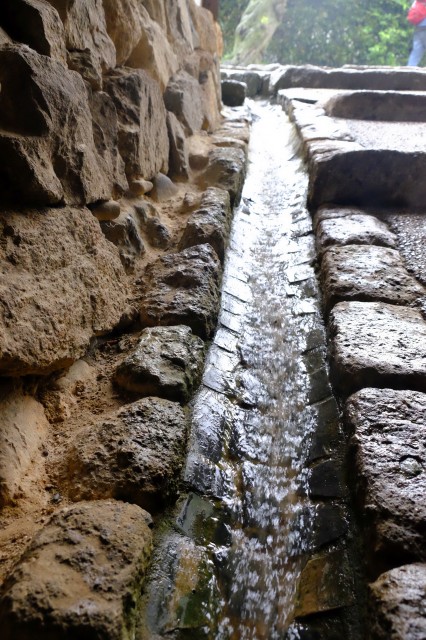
[167,111,189,179]
[67,48,102,89]
[329,301,426,395]
[198,52,222,132]
[179,187,232,263]
[40,360,96,423]
[140,0,167,33]
[382,212,426,289]
[199,147,247,206]
[0,207,127,376]
[126,5,179,92]
[114,325,205,402]
[164,70,204,136]
[221,69,264,97]
[128,178,153,197]
[163,0,195,64]
[1,0,67,63]
[346,388,426,564]
[308,460,344,499]
[320,244,425,315]
[188,135,211,171]
[46,0,116,76]
[0,382,49,506]
[369,564,426,640]
[143,217,172,249]
[316,214,396,253]
[104,68,169,181]
[66,398,188,511]
[0,500,152,640]
[0,26,12,44]
[222,79,247,106]
[150,172,178,202]
[101,212,145,273]
[102,0,143,66]
[0,44,119,206]
[140,244,222,339]
[90,199,121,221]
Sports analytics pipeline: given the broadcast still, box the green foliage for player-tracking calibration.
[221,0,415,66]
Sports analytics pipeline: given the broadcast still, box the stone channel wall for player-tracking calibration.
[0,2,248,638]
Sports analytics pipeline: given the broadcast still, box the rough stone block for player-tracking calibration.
[140,244,222,339]
[104,67,169,181]
[66,398,188,511]
[346,388,426,564]
[369,564,426,640]
[0,500,152,640]
[0,207,127,376]
[101,211,145,273]
[199,147,247,207]
[102,0,144,66]
[316,214,396,253]
[329,301,426,394]
[167,111,189,179]
[221,79,247,107]
[164,70,204,135]
[114,325,205,402]
[179,187,232,263]
[320,244,425,314]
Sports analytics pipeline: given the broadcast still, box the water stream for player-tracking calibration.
[143,101,347,640]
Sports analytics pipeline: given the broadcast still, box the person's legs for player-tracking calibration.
[408,29,426,66]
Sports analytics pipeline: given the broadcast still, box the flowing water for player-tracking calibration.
[143,102,345,639]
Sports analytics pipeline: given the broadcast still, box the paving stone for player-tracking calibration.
[345,388,426,564]
[329,301,426,395]
[66,398,188,512]
[312,205,369,231]
[0,500,152,640]
[320,244,425,314]
[114,325,205,403]
[140,244,222,339]
[316,214,396,253]
[369,563,426,640]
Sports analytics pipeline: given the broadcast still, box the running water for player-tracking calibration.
[143,101,336,639]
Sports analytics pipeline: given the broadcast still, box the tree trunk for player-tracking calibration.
[231,0,287,64]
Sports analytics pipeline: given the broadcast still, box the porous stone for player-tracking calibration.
[143,217,171,249]
[316,214,396,253]
[329,301,426,395]
[139,244,222,339]
[0,44,117,206]
[114,325,205,402]
[104,68,169,181]
[0,207,127,376]
[320,244,425,314]
[101,212,145,273]
[199,147,247,207]
[221,79,247,107]
[346,388,426,564]
[1,0,67,63]
[167,111,189,179]
[369,564,426,640]
[66,398,188,511]
[0,500,152,640]
[179,187,232,263]
[0,382,49,506]
[164,70,204,136]
[40,360,96,423]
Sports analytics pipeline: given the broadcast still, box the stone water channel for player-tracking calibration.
[142,102,363,639]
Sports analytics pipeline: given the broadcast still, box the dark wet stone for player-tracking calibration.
[316,214,396,253]
[0,500,152,640]
[320,244,425,315]
[176,493,232,547]
[345,388,426,565]
[221,69,263,97]
[189,387,232,464]
[179,187,232,263]
[306,396,343,463]
[295,550,355,618]
[140,244,222,339]
[113,325,205,403]
[312,503,348,550]
[143,217,172,249]
[202,344,240,395]
[329,301,426,395]
[369,563,426,640]
[308,366,333,405]
[221,79,247,107]
[308,460,344,498]
[65,398,188,512]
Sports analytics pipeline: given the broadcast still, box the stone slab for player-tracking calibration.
[329,301,426,394]
[320,244,425,314]
[316,214,396,253]
[0,500,152,640]
[369,564,426,640]
[345,388,426,564]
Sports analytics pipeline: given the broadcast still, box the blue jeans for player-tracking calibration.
[408,28,426,66]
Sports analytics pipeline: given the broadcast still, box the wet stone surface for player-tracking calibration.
[382,211,426,289]
[320,244,425,315]
[316,214,396,253]
[345,388,426,567]
[329,300,426,395]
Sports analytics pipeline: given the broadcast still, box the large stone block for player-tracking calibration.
[66,398,188,511]
[0,500,152,640]
[0,44,119,206]
[199,147,247,207]
[0,207,127,376]
[102,0,143,66]
[104,68,169,181]
[140,244,222,339]
[316,214,396,253]
[164,70,204,135]
[369,564,426,640]
[346,388,426,564]
[0,0,67,63]
[0,382,49,506]
[329,301,426,394]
